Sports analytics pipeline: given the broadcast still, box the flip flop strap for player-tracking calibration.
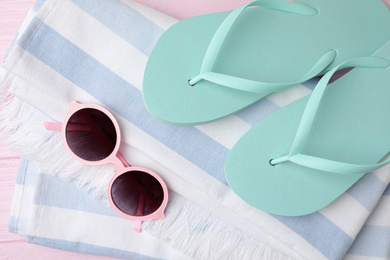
[270,57,390,174]
[188,0,335,93]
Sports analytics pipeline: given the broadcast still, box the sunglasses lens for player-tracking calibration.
[111,170,164,216]
[66,108,117,161]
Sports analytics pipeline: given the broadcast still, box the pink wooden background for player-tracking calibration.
[1,0,390,259]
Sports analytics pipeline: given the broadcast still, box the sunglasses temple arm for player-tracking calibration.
[44,122,93,132]
[133,220,142,233]
[44,122,62,131]
[133,195,145,233]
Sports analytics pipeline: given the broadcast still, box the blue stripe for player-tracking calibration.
[8,216,20,234]
[8,216,28,236]
[347,172,386,212]
[18,19,228,184]
[235,98,280,126]
[33,0,46,11]
[16,158,40,186]
[347,225,390,258]
[16,157,28,185]
[274,213,353,260]
[28,236,162,260]
[34,173,119,217]
[17,17,44,51]
[70,0,164,56]
[383,183,390,196]
[301,77,320,91]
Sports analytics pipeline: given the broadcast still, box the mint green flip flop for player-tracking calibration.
[225,41,390,216]
[143,0,390,125]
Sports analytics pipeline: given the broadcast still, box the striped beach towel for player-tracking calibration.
[1,0,390,259]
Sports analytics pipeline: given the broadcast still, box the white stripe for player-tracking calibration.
[372,161,390,184]
[119,0,178,30]
[9,184,35,219]
[7,49,80,119]
[27,205,190,259]
[364,195,390,226]
[319,193,369,238]
[10,76,70,121]
[9,184,35,236]
[42,0,148,90]
[267,84,311,108]
[195,115,251,149]
[16,9,38,40]
[33,0,58,24]
[9,184,24,218]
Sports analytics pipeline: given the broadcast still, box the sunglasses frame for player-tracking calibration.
[50,101,168,225]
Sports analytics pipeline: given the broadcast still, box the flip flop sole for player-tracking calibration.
[225,43,390,216]
[143,0,390,125]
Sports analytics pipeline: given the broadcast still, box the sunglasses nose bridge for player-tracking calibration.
[109,153,127,171]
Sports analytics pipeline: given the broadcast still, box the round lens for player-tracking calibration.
[111,170,164,216]
[65,108,117,161]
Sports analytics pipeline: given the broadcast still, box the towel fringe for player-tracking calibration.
[0,70,114,203]
[144,194,293,260]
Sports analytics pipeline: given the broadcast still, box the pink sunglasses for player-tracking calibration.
[44,101,168,232]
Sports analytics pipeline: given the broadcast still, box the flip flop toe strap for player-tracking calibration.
[189,0,333,93]
[270,57,390,174]
[272,153,390,175]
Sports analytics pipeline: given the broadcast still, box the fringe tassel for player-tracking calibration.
[144,194,293,260]
[0,70,114,203]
